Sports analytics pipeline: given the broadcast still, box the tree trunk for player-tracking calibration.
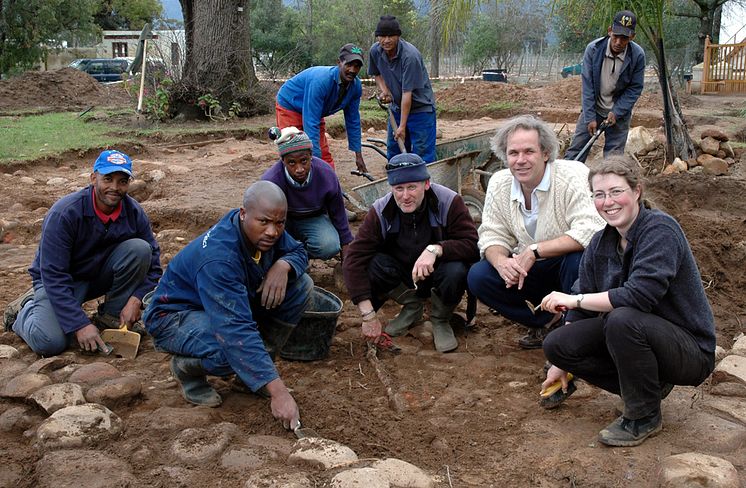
[176,0,267,118]
[429,13,440,78]
[654,39,696,164]
[692,0,725,64]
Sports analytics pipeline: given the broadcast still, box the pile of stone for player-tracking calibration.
[662,128,735,176]
[0,343,436,487]
[656,335,746,487]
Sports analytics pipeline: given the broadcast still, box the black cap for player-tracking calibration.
[375,15,402,37]
[612,10,636,37]
[339,43,364,65]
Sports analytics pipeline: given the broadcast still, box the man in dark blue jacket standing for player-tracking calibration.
[143,181,312,430]
[564,11,645,163]
[3,150,162,356]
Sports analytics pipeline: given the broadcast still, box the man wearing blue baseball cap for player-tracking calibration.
[3,149,162,356]
[342,153,479,352]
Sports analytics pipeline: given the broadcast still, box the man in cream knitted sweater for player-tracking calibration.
[467,115,605,349]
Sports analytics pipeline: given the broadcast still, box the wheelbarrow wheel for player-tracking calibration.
[461,188,485,225]
[479,156,503,192]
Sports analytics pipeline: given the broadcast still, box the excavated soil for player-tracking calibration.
[1,70,745,487]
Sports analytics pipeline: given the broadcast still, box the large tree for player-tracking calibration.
[0,0,99,76]
[674,0,740,63]
[176,0,267,116]
[95,0,162,30]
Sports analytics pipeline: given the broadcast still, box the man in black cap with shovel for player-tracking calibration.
[564,10,645,163]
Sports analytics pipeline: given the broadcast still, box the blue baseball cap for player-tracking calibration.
[93,150,133,176]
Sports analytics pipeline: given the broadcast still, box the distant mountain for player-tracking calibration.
[161,0,183,20]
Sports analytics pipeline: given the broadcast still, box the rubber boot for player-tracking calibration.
[429,289,458,353]
[170,355,222,407]
[384,283,424,337]
[261,318,297,360]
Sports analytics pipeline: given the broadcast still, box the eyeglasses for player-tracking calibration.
[592,187,630,201]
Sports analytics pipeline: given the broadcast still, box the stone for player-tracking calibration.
[19,176,36,184]
[0,373,52,398]
[700,136,721,156]
[0,406,43,432]
[331,468,390,487]
[701,128,729,141]
[659,452,738,488]
[0,344,20,358]
[701,157,729,176]
[711,381,746,397]
[137,406,218,431]
[68,362,121,387]
[84,376,142,408]
[721,142,736,158]
[625,126,656,156]
[221,447,265,470]
[35,449,136,488]
[715,345,728,361]
[168,164,191,174]
[46,177,68,186]
[0,360,30,383]
[29,383,86,414]
[148,169,166,182]
[26,356,74,374]
[662,164,681,175]
[146,466,193,485]
[730,336,746,357]
[675,412,746,453]
[36,403,123,449]
[244,434,295,458]
[371,458,434,488]
[672,157,688,172]
[712,355,746,385]
[171,422,239,464]
[288,437,358,469]
[244,471,313,488]
[704,396,746,426]
[697,153,717,165]
[49,363,81,383]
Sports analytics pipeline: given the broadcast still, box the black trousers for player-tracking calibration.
[368,253,469,308]
[543,307,714,419]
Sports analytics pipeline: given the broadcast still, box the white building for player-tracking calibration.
[97,29,186,77]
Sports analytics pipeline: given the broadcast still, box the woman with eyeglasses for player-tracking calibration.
[539,155,716,447]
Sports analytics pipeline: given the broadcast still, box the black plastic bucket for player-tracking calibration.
[280,286,342,361]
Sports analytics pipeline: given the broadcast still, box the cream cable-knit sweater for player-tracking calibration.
[478,159,606,256]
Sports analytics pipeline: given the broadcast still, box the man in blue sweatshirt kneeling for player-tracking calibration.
[143,181,312,430]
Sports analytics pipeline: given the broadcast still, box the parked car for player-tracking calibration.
[561,62,583,78]
[69,58,129,83]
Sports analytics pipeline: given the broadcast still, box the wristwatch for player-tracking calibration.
[426,244,441,258]
[530,243,541,259]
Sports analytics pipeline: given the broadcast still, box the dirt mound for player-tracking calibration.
[0,67,131,112]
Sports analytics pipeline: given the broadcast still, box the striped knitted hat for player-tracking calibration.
[268,126,313,157]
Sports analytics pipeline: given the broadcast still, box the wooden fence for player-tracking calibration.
[701,35,746,94]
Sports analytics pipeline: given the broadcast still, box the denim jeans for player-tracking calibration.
[387,109,437,163]
[564,111,631,163]
[467,252,583,329]
[148,273,313,378]
[367,253,469,308]
[543,307,714,419]
[13,238,153,356]
[286,214,340,260]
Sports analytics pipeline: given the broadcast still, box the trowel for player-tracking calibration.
[293,420,319,439]
[99,322,141,359]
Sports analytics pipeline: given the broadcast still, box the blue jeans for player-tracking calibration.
[543,307,714,419]
[148,273,313,378]
[564,111,630,163]
[286,214,340,260]
[13,238,153,356]
[387,109,437,163]
[467,252,583,329]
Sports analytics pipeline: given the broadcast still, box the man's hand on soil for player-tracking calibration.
[266,378,300,429]
[361,316,383,340]
[75,323,107,352]
[119,296,142,326]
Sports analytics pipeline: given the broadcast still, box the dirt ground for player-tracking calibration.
[1,69,746,487]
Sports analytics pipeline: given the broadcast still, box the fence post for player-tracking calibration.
[702,35,711,94]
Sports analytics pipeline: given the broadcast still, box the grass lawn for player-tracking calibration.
[0,112,124,164]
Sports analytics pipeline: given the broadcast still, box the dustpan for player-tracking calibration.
[100,323,141,359]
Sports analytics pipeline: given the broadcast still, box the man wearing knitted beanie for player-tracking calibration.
[262,126,353,263]
[369,15,437,163]
[276,43,368,173]
[343,153,479,353]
